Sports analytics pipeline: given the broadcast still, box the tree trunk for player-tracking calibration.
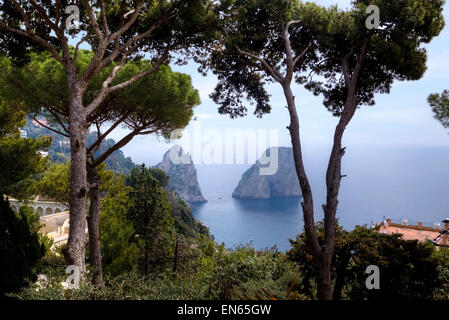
[63,94,88,275]
[87,163,103,286]
[282,84,333,300]
[316,253,333,300]
[332,244,352,300]
[281,67,362,299]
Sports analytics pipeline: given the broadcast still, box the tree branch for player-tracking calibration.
[352,42,369,85]
[91,123,102,155]
[0,20,65,65]
[341,48,355,87]
[234,45,284,83]
[81,0,103,41]
[73,35,95,62]
[109,1,145,42]
[11,0,31,31]
[79,4,172,86]
[282,20,301,83]
[31,114,69,138]
[98,0,110,37]
[107,50,169,94]
[55,0,63,27]
[87,110,132,154]
[86,45,171,116]
[91,128,141,166]
[85,55,128,115]
[293,47,309,68]
[47,107,70,134]
[29,0,63,37]
[97,12,175,76]
[321,43,369,253]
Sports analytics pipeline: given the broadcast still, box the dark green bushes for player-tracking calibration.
[0,197,48,297]
[288,223,447,300]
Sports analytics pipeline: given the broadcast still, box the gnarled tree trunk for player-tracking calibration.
[63,93,88,275]
[283,86,360,300]
[278,34,367,299]
[282,83,334,300]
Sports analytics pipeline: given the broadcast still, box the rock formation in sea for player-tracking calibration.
[155,145,207,204]
[232,147,301,199]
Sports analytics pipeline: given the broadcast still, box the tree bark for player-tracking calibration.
[332,244,352,300]
[282,84,334,300]
[87,163,103,286]
[63,93,88,275]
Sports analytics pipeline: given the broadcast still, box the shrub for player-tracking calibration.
[288,223,445,300]
[0,197,47,297]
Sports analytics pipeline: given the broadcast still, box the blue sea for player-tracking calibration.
[191,146,449,252]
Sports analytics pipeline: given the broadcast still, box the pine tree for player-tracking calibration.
[126,165,175,275]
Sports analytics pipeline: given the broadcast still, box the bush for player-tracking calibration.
[288,223,445,300]
[0,197,47,297]
[206,244,295,300]
[432,248,449,300]
[12,240,298,300]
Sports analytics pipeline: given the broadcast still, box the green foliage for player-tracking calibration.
[23,119,136,174]
[343,228,441,300]
[0,1,217,66]
[0,103,50,197]
[0,50,200,138]
[287,221,343,299]
[13,241,297,300]
[431,248,449,300]
[0,50,200,178]
[0,197,47,296]
[306,0,445,115]
[104,60,200,139]
[32,162,70,205]
[207,0,315,117]
[0,86,52,297]
[165,190,211,238]
[428,89,449,130]
[126,165,176,275]
[0,136,50,196]
[207,0,445,118]
[28,161,142,277]
[147,168,170,188]
[0,102,25,137]
[13,270,208,300]
[288,223,445,300]
[99,172,141,277]
[206,244,294,300]
[49,164,210,277]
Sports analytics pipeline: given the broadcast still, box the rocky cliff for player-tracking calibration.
[232,147,301,199]
[155,145,207,204]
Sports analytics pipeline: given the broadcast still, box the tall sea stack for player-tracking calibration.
[155,145,207,204]
[232,147,301,199]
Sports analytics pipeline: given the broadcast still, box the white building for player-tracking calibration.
[19,129,27,138]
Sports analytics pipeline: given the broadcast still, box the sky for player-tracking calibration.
[100,0,449,167]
